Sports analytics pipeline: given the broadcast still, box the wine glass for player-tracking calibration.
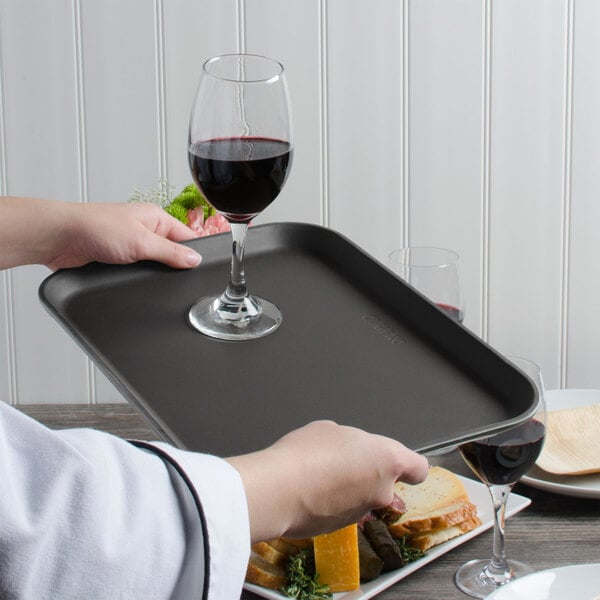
[388,247,464,323]
[455,356,546,598]
[187,53,293,340]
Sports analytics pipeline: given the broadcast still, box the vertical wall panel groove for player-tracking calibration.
[72,0,94,404]
[2,274,16,405]
[236,0,246,53]
[0,4,16,405]
[73,0,89,205]
[480,0,492,342]
[559,0,575,388]
[154,0,168,183]
[401,0,410,247]
[0,13,6,195]
[567,0,600,387]
[319,0,330,227]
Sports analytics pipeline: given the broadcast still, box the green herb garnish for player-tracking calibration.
[280,548,332,600]
[395,536,426,563]
[129,180,214,225]
[168,184,214,223]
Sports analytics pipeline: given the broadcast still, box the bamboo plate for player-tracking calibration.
[537,403,600,475]
[521,389,600,499]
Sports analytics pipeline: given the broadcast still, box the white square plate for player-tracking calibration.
[243,475,531,600]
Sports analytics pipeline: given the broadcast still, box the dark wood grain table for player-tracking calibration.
[19,403,600,599]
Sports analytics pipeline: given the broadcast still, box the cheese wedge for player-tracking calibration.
[314,524,360,592]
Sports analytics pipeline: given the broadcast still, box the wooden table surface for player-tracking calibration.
[19,403,600,600]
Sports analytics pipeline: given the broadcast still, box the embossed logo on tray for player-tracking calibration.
[362,314,405,345]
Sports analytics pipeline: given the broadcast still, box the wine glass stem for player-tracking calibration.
[225,222,249,301]
[485,484,513,582]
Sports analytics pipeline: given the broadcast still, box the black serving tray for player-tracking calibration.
[39,222,537,456]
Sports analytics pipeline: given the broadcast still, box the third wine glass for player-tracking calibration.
[455,356,546,598]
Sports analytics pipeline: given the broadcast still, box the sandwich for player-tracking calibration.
[387,465,482,550]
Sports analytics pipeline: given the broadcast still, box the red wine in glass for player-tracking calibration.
[189,137,292,224]
[459,420,545,486]
[436,303,464,323]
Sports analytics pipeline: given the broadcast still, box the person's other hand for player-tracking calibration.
[226,420,429,543]
[47,201,201,271]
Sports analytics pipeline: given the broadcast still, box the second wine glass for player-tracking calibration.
[389,247,464,323]
[187,53,293,341]
[455,356,546,598]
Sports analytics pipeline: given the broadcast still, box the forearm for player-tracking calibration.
[0,196,75,269]
[226,448,298,544]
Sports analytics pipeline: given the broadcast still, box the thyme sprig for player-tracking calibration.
[280,548,332,600]
[395,536,426,563]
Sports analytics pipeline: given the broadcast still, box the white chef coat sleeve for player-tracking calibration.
[0,401,251,600]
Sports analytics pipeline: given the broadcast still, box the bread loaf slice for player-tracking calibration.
[388,501,477,537]
[245,552,288,590]
[387,466,472,538]
[279,536,313,550]
[251,541,290,568]
[266,537,303,557]
[407,514,482,551]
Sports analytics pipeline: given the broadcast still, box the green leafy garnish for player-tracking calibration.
[164,202,190,224]
[280,549,332,600]
[129,179,215,225]
[395,536,426,563]
[169,184,215,222]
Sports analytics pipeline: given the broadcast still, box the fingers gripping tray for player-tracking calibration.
[39,223,538,456]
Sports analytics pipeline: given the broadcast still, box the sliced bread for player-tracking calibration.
[279,536,313,550]
[387,466,471,538]
[407,514,483,551]
[251,541,290,568]
[267,537,304,556]
[245,552,288,590]
[388,500,477,537]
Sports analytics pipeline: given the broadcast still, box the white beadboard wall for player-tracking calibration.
[0,0,598,405]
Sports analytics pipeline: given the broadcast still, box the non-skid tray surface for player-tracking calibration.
[40,223,537,456]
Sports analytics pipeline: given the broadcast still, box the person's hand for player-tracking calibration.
[47,201,202,270]
[226,420,429,543]
[0,197,202,271]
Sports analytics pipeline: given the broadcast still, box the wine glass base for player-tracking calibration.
[188,295,282,341]
[455,559,533,598]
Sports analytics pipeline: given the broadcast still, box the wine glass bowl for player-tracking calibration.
[455,356,546,598]
[187,54,293,340]
[389,247,464,323]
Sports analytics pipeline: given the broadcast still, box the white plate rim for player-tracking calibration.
[520,389,600,500]
[483,562,600,599]
[243,475,531,600]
